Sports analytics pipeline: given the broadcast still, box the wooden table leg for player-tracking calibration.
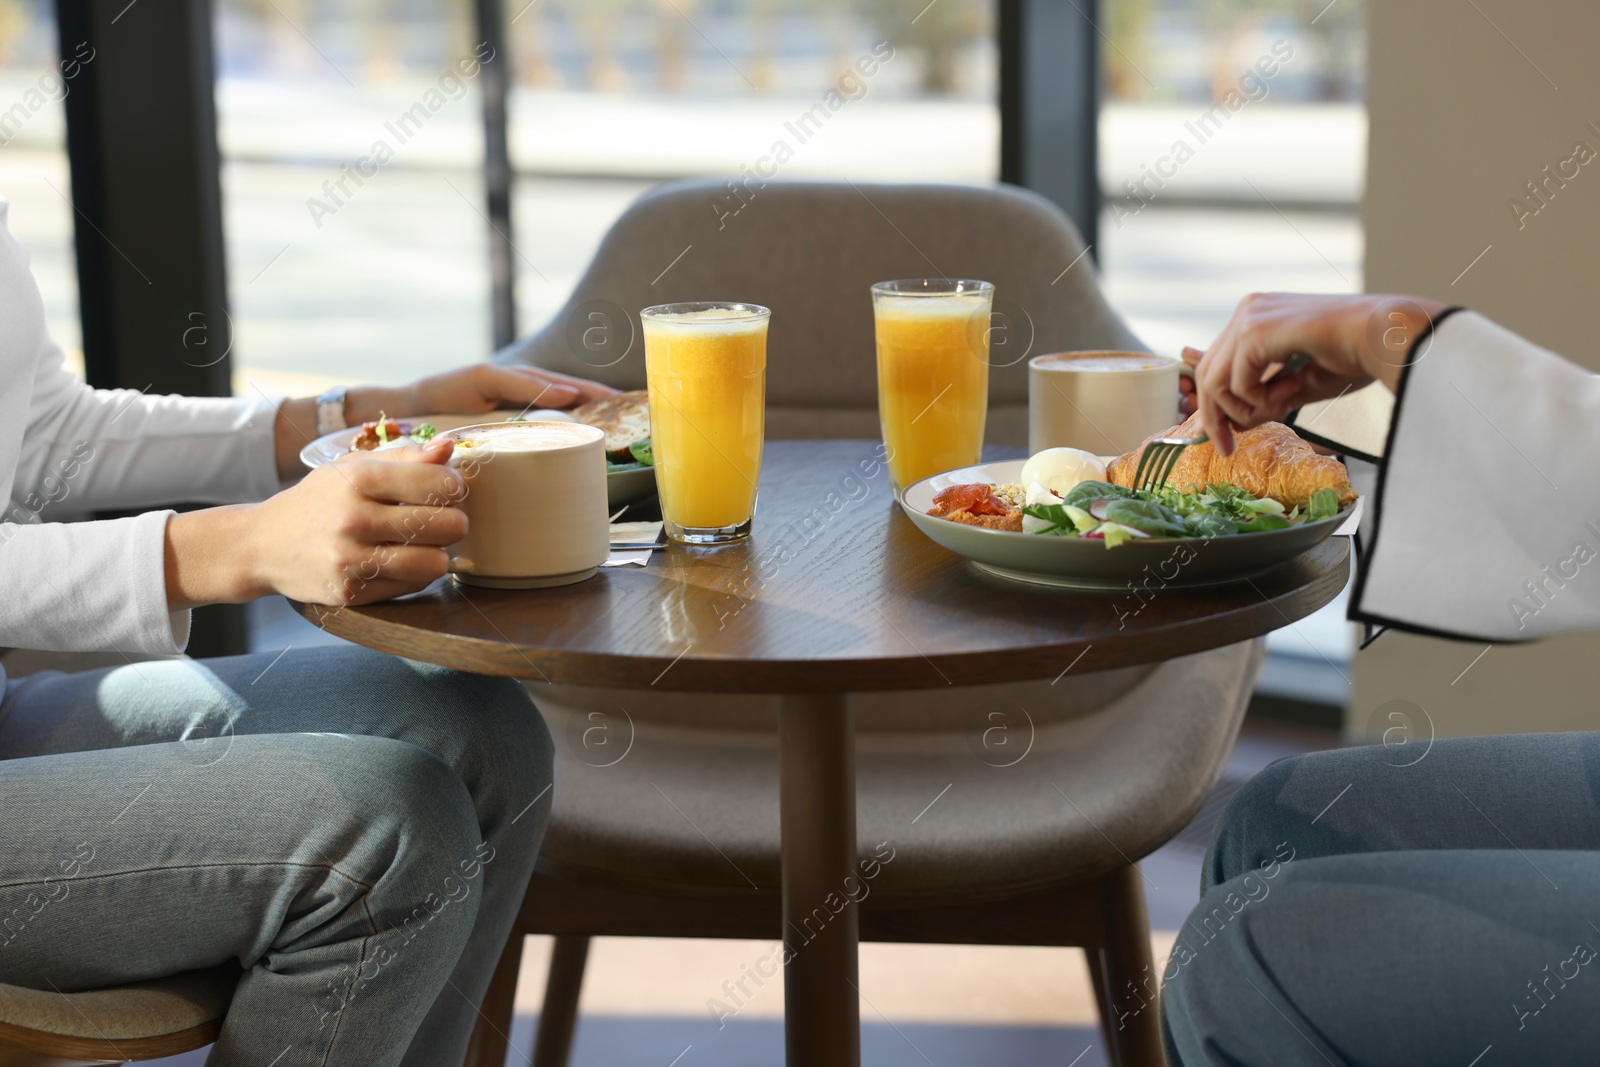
[779,693,860,1067]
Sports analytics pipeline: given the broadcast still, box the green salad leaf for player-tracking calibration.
[1236,513,1293,533]
[629,439,653,465]
[1060,480,1132,510]
[1012,478,1344,548]
[1186,513,1239,538]
[1099,522,1141,548]
[1021,503,1081,536]
[1306,488,1339,522]
[1103,498,1190,538]
[409,423,437,443]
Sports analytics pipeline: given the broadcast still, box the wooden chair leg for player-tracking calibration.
[1097,864,1164,1067]
[1087,947,1122,1064]
[463,933,525,1067]
[530,935,591,1067]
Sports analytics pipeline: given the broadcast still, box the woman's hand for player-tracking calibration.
[400,363,618,418]
[273,363,618,482]
[168,439,469,610]
[1189,293,1446,455]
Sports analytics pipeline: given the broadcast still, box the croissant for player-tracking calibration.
[1107,414,1357,509]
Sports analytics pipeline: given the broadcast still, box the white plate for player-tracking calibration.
[900,459,1359,590]
[298,409,658,511]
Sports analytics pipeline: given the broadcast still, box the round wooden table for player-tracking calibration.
[298,438,1350,1067]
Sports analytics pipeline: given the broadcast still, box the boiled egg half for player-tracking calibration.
[1019,447,1107,499]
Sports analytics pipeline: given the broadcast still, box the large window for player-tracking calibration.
[506,1,997,333]
[0,0,82,370]
[1097,0,1367,695]
[215,0,494,399]
[211,0,998,400]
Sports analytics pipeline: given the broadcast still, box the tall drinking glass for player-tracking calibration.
[872,278,995,495]
[642,302,769,544]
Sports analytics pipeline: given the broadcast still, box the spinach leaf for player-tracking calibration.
[1187,512,1239,539]
[1236,513,1292,533]
[1306,488,1339,522]
[1022,503,1081,536]
[629,439,653,465]
[1061,480,1131,510]
[1104,498,1190,537]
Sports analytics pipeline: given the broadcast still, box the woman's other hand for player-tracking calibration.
[274,364,618,482]
[1190,293,1445,455]
[403,363,618,417]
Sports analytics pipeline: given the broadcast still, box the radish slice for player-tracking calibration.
[1088,498,1117,521]
[1097,521,1150,539]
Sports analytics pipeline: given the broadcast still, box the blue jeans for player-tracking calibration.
[0,645,553,1067]
[1162,734,1600,1065]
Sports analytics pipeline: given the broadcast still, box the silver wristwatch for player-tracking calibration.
[315,385,348,435]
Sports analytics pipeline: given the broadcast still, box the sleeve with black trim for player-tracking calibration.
[1350,309,1600,642]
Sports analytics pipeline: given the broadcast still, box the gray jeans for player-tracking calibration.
[1162,734,1600,1065]
[0,644,553,1066]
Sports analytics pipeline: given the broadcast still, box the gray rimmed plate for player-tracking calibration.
[299,409,658,511]
[900,459,1360,590]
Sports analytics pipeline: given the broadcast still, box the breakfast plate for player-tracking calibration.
[900,458,1360,590]
[298,409,659,510]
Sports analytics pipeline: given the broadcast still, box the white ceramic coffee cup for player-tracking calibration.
[443,421,610,589]
[1028,351,1180,456]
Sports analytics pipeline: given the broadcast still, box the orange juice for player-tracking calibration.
[872,281,994,492]
[642,303,769,542]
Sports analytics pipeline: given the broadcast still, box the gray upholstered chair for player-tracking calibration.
[468,180,1260,1067]
[0,966,236,1064]
[495,179,1143,449]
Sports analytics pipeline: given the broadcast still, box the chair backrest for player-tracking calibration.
[496,179,1144,443]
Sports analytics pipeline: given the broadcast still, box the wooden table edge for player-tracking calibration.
[291,538,1350,690]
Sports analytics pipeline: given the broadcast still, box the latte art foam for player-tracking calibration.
[1035,353,1170,372]
[450,422,603,453]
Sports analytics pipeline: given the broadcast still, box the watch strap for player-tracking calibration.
[315,386,348,435]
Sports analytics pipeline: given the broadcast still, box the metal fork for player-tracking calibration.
[1132,433,1207,492]
[1136,351,1314,491]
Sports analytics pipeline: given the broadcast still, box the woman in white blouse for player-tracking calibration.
[1165,293,1600,1064]
[0,201,613,1065]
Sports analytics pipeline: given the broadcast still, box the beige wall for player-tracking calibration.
[1352,1,1600,739]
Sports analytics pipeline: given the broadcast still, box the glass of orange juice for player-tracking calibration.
[872,279,994,495]
[641,302,769,544]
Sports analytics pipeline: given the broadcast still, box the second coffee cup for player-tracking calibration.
[1028,351,1180,456]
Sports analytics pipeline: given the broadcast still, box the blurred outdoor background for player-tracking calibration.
[0,0,1364,384]
[0,0,1363,688]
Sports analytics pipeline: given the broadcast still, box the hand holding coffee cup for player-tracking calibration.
[1028,351,1181,457]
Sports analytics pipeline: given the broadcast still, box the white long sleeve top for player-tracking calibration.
[1291,308,1600,643]
[0,200,284,688]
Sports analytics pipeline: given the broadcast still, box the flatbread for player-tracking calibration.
[572,390,650,455]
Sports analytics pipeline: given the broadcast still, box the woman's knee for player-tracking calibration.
[1205,755,1304,889]
[383,658,550,766]
[340,735,484,859]
[251,734,488,960]
[1162,870,1306,1064]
